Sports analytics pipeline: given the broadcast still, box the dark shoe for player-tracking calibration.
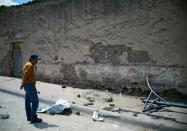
[27,118,30,121]
[31,118,42,123]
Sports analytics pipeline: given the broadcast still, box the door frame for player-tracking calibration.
[10,41,23,78]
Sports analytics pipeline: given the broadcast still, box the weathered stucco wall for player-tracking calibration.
[0,0,187,95]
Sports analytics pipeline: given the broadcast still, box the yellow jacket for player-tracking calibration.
[22,61,36,84]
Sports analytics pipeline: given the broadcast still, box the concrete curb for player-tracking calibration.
[0,88,186,131]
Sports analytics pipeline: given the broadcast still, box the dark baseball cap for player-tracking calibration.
[30,54,41,60]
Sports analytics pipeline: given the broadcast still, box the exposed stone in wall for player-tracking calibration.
[127,50,150,63]
[89,42,151,65]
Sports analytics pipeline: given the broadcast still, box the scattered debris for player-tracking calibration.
[75,111,83,116]
[110,103,115,107]
[62,85,66,88]
[103,106,120,112]
[104,96,113,102]
[77,94,81,98]
[85,95,95,102]
[103,106,113,111]
[0,113,10,120]
[37,99,71,115]
[85,91,93,95]
[84,102,94,106]
[54,55,58,61]
[88,102,94,105]
[76,111,80,115]
[112,107,120,112]
[72,101,76,104]
[84,103,88,106]
[92,110,104,122]
[94,93,99,97]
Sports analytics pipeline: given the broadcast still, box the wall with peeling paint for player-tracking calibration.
[0,0,187,95]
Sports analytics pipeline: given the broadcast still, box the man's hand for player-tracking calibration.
[20,84,24,90]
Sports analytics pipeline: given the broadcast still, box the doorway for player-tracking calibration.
[11,42,23,78]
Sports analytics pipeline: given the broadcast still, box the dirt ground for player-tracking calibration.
[58,85,144,111]
[37,82,187,124]
[0,76,187,125]
[0,91,156,131]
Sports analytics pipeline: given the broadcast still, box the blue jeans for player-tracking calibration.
[24,84,39,121]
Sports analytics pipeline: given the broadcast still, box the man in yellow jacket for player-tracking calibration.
[20,54,42,123]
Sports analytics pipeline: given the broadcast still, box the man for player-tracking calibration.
[20,54,42,123]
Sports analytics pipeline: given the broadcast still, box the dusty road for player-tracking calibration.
[0,91,156,131]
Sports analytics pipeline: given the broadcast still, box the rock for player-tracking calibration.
[62,85,66,88]
[110,103,115,107]
[0,114,10,119]
[104,96,113,102]
[75,111,83,116]
[94,93,99,97]
[72,101,75,104]
[77,94,81,98]
[84,103,88,106]
[84,102,94,106]
[85,91,91,94]
[88,102,94,105]
[127,88,133,94]
[54,55,58,61]
[75,111,80,115]
[89,99,94,102]
[85,95,95,102]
